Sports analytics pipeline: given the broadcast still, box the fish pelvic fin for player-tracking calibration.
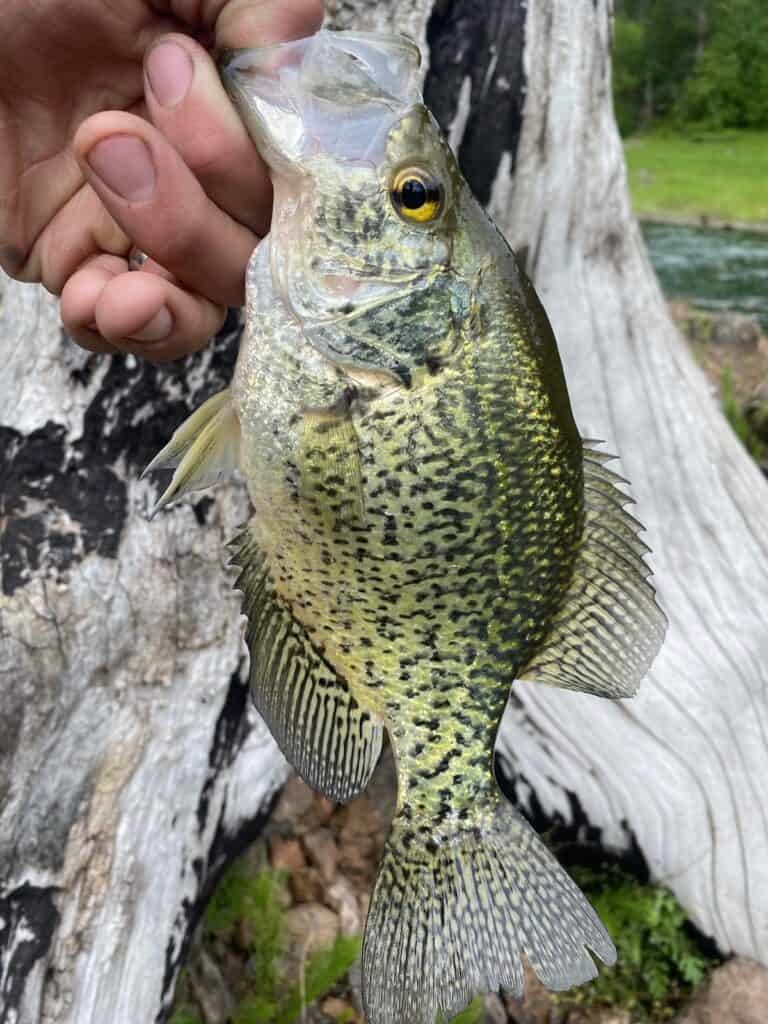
[230,521,383,803]
[143,388,240,515]
[518,441,668,699]
[362,796,615,1024]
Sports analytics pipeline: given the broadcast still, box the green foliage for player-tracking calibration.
[168,1008,201,1024]
[613,15,647,135]
[560,864,715,1021]
[444,997,484,1024]
[679,0,768,128]
[202,860,361,1024]
[613,0,768,134]
[269,935,362,1024]
[721,368,767,463]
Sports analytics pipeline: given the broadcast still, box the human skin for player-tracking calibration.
[0,0,324,360]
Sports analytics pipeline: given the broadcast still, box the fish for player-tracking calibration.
[144,29,667,1024]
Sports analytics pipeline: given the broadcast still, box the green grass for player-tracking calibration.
[624,130,768,225]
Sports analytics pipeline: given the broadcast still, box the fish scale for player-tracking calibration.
[146,28,667,1024]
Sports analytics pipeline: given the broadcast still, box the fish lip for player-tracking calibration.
[216,30,423,104]
[215,31,421,79]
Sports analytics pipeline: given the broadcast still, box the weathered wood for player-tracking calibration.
[0,285,289,1023]
[2,0,767,1021]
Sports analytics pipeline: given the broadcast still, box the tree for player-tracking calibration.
[679,0,768,128]
[2,1,768,1021]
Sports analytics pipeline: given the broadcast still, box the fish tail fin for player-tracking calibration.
[362,797,615,1024]
[143,388,240,515]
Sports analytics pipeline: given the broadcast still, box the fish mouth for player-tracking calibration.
[217,30,423,166]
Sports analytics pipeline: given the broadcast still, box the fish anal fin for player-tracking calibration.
[519,442,667,699]
[144,389,240,514]
[230,522,382,802]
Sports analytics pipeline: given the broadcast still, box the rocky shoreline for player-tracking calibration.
[171,750,768,1024]
[641,214,768,235]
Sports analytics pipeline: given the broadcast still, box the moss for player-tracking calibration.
[198,859,361,1024]
[168,1009,202,1024]
[444,996,485,1023]
[557,864,717,1021]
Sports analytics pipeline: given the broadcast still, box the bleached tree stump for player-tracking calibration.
[2,0,767,1021]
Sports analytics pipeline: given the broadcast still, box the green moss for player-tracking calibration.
[198,859,361,1024]
[168,1008,202,1024]
[444,996,485,1023]
[558,864,716,1021]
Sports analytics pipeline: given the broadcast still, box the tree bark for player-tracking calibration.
[2,0,767,1021]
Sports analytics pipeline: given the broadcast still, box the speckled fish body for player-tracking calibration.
[148,30,666,1024]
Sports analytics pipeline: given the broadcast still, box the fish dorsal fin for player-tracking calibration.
[518,443,667,698]
[230,522,383,802]
[143,389,240,514]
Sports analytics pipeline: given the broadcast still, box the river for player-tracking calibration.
[641,221,768,331]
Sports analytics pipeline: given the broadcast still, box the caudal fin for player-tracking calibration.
[362,798,615,1024]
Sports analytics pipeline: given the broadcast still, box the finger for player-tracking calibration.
[144,34,271,235]
[60,254,125,354]
[213,0,325,49]
[62,253,226,360]
[94,270,227,362]
[74,112,257,307]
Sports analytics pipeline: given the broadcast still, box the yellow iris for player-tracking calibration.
[391,167,443,223]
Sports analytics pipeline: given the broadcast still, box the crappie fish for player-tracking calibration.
[146,29,667,1024]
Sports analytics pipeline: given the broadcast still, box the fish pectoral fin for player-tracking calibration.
[143,389,240,515]
[518,442,667,699]
[299,408,366,527]
[230,521,383,803]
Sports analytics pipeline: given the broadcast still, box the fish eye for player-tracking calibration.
[390,167,443,224]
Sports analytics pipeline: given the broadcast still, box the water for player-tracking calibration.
[641,221,768,331]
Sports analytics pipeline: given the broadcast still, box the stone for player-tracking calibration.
[668,301,763,352]
[271,775,316,829]
[674,957,768,1024]
[710,312,761,351]
[270,836,307,875]
[303,828,340,884]
[745,379,768,444]
[290,864,325,904]
[335,794,386,889]
[186,947,236,1024]
[326,875,363,936]
[321,996,357,1020]
[483,993,508,1024]
[281,903,340,983]
[502,964,560,1023]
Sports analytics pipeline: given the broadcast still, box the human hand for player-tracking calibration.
[0,0,323,360]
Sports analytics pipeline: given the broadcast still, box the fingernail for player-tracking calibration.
[87,136,156,202]
[130,307,173,342]
[146,41,193,107]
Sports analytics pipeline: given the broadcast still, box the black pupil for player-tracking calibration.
[401,178,428,209]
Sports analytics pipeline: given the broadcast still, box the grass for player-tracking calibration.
[624,129,768,226]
